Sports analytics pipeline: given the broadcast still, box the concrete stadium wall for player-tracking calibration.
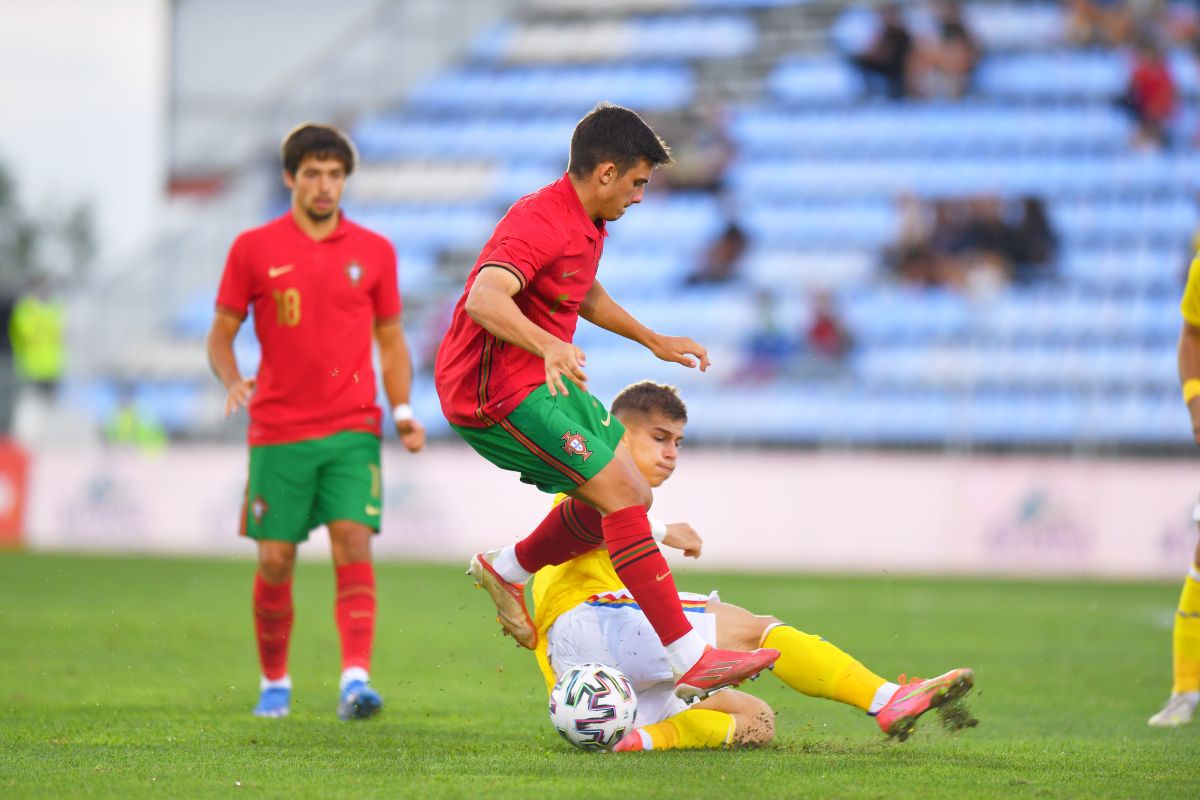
[22,444,1200,579]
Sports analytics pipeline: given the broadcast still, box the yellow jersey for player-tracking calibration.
[1181,251,1200,327]
[530,494,624,692]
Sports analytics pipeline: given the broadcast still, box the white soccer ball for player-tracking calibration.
[548,663,638,752]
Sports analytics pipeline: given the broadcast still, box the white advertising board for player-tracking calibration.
[23,444,1199,579]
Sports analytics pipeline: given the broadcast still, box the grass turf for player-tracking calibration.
[1,552,1197,798]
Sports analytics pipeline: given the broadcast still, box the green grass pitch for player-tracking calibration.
[1,552,1198,798]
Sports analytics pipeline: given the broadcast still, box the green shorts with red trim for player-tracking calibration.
[243,430,382,543]
[451,382,625,494]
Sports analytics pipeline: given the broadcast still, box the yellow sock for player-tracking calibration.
[642,708,735,750]
[762,624,886,711]
[1173,570,1200,693]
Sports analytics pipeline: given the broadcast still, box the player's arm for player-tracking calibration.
[579,279,710,372]
[465,266,589,397]
[1179,320,1200,445]
[375,318,425,453]
[205,311,255,417]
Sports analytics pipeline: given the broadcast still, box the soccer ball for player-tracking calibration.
[548,663,638,752]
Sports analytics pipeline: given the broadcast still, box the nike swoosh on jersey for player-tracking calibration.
[599,411,612,427]
[365,504,381,516]
[655,571,671,581]
[561,269,580,278]
[268,264,295,278]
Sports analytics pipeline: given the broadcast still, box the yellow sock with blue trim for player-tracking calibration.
[638,708,735,750]
[1173,567,1200,694]
[762,624,886,711]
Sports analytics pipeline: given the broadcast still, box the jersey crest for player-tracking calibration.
[561,431,593,461]
[345,261,363,286]
[251,495,268,525]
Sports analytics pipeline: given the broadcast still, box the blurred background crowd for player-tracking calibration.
[3,0,1199,453]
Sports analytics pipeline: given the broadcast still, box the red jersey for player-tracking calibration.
[435,174,606,427]
[216,212,401,446]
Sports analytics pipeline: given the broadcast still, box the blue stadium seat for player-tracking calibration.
[976,51,1127,98]
[769,57,863,103]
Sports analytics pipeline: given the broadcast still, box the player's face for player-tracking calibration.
[284,156,347,222]
[595,159,654,221]
[623,412,685,489]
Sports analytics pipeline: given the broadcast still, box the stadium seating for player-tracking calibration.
[139,0,1198,448]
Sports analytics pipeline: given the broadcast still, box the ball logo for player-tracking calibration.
[561,431,593,461]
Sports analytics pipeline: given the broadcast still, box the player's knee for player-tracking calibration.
[754,615,783,646]
[258,551,295,582]
[734,698,775,748]
[613,465,651,509]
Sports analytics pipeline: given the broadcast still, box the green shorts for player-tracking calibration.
[243,430,382,543]
[452,383,625,494]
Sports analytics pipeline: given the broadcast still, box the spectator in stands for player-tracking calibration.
[684,219,748,286]
[887,194,943,286]
[104,383,167,455]
[1011,197,1059,284]
[10,276,66,404]
[1117,36,1176,149]
[848,3,916,100]
[955,195,1020,294]
[0,287,16,437]
[732,289,794,384]
[1065,0,1166,46]
[888,194,1057,291]
[915,0,981,100]
[655,105,735,194]
[805,291,854,363]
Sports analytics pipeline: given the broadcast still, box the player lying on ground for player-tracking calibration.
[529,381,975,750]
[1151,248,1200,727]
[434,102,777,699]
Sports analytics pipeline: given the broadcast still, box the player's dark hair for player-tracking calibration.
[281,123,357,176]
[611,381,687,423]
[567,102,672,178]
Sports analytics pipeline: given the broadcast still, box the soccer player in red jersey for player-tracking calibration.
[206,124,426,720]
[435,103,778,701]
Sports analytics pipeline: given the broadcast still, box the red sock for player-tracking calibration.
[603,505,691,646]
[335,562,376,672]
[513,498,605,572]
[253,573,293,680]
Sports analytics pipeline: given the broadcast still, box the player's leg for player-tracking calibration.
[708,600,889,709]
[460,385,632,648]
[460,385,776,697]
[566,454,778,699]
[253,539,297,717]
[613,690,774,752]
[244,439,322,718]
[707,599,973,740]
[1149,520,1200,727]
[316,431,385,721]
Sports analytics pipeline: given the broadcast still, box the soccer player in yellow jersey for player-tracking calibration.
[530,381,975,750]
[1149,249,1200,727]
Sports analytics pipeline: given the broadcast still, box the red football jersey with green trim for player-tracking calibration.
[216,212,400,445]
[435,174,606,427]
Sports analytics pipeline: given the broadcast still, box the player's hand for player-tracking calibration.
[396,418,426,453]
[663,522,702,559]
[223,377,256,417]
[543,339,589,397]
[648,333,710,373]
